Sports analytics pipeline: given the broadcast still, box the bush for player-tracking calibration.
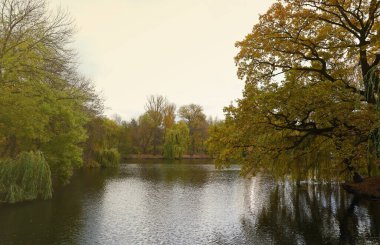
[0,151,53,203]
[95,148,120,168]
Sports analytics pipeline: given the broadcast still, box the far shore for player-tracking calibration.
[124,154,213,160]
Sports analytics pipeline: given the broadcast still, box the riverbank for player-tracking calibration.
[342,176,380,200]
[125,154,212,160]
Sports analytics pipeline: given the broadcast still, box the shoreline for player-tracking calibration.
[124,154,213,160]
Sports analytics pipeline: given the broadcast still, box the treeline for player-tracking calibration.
[83,95,219,167]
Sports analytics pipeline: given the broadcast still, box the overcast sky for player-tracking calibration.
[50,0,275,120]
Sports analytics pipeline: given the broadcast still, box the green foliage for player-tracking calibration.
[208,80,375,181]
[207,120,242,167]
[95,148,121,168]
[136,113,156,154]
[0,151,52,204]
[117,122,133,160]
[0,74,91,186]
[84,117,125,168]
[178,104,208,154]
[125,97,212,157]
[42,97,89,185]
[163,122,190,159]
[0,0,102,187]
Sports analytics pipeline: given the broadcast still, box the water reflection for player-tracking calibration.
[0,163,379,244]
[0,168,119,245]
[241,176,380,244]
[132,164,209,185]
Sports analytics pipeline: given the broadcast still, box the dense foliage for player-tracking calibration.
[0,0,102,184]
[83,117,125,168]
[163,122,190,159]
[95,148,121,168]
[0,151,52,203]
[208,0,380,182]
[126,95,214,157]
[0,0,101,196]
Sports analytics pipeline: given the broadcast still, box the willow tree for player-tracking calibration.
[163,122,190,159]
[209,0,380,181]
[0,151,52,203]
[83,117,122,168]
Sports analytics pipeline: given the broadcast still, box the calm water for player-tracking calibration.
[1,163,380,245]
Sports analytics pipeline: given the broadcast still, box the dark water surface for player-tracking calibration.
[1,163,380,245]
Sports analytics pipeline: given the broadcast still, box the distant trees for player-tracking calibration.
[145,95,168,154]
[163,122,189,159]
[136,113,155,154]
[178,104,208,154]
[0,0,215,204]
[124,97,212,157]
[163,103,176,130]
[83,117,122,168]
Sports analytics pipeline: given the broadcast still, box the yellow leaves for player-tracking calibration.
[213,73,379,179]
[235,0,379,93]
[212,0,380,180]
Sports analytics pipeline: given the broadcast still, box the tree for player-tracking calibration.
[134,95,178,155]
[209,0,380,181]
[163,122,190,159]
[83,117,122,168]
[163,103,176,131]
[178,104,208,154]
[136,113,155,154]
[117,121,133,160]
[128,119,140,153]
[144,95,168,154]
[0,151,52,203]
[0,0,101,185]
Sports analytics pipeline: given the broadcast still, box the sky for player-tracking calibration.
[50,0,275,121]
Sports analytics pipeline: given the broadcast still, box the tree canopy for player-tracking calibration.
[163,121,190,159]
[0,0,102,186]
[208,0,380,181]
[179,104,208,154]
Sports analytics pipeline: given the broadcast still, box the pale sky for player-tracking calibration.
[50,0,275,120]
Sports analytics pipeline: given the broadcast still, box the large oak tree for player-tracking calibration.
[209,0,380,181]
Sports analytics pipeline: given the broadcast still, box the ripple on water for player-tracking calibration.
[0,163,380,245]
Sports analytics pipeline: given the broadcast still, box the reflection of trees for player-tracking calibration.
[0,168,118,245]
[135,163,209,186]
[240,180,380,244]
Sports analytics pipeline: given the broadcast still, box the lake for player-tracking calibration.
[0,162,380,244]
